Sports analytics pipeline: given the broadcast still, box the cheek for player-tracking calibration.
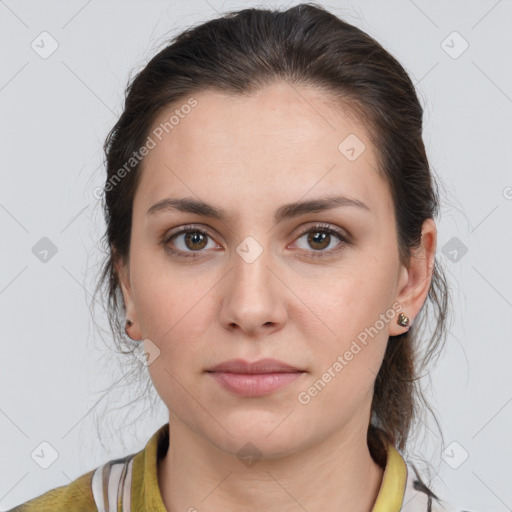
[137,281,212,414]
[135,282,210,355]
[301,268,396,339]
[296,279,391,419]
[133,258,220,347]
[295,265,395,393]
[130,242,212,337]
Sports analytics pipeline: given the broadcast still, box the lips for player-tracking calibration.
[206,358,304,374]
[206,358,305,397]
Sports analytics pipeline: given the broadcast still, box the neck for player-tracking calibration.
[158,416,385,512]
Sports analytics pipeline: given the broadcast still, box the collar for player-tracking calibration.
[371,438,407,511]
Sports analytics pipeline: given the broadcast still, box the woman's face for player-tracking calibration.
[117,81,434,458]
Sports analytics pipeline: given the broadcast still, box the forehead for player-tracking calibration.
[135,82,391,219]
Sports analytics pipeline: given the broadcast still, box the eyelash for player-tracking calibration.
[161,223,350,260]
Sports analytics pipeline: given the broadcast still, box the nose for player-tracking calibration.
[218,245,287,337]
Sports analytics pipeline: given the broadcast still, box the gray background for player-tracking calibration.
[1,1,511,511]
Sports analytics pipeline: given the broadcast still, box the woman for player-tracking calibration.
[9,3,459,511]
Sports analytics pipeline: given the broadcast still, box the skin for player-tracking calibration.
[116,81,437,512]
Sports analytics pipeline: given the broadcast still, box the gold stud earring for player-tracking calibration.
[397,313,410,327]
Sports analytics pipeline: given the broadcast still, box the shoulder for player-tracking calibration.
[401,460,464,512]
[7,422,169,512]
[5,453,136,512]
[5,468,97,512]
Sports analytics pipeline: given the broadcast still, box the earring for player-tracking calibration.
[397,312,410,327]
[125,319,142,342]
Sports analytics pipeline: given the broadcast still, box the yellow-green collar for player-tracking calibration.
[371,439,407,511]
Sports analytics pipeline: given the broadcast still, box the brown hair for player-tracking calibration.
[91,2,451,469]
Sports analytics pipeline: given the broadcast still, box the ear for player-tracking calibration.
[388,218,437,336]
[114,251,142,341]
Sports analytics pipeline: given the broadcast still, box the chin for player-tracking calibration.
[205,415,311,461]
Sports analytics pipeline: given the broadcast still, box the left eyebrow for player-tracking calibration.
[146,194,371,223]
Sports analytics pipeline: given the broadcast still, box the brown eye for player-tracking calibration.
[294,224,349,257]
[184,231,208,251]
[307,230,331,251]
[163,225,219,258]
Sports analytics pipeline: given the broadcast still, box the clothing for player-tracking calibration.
[7,422,459,512]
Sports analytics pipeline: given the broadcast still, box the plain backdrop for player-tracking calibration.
[1,1,511,511]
